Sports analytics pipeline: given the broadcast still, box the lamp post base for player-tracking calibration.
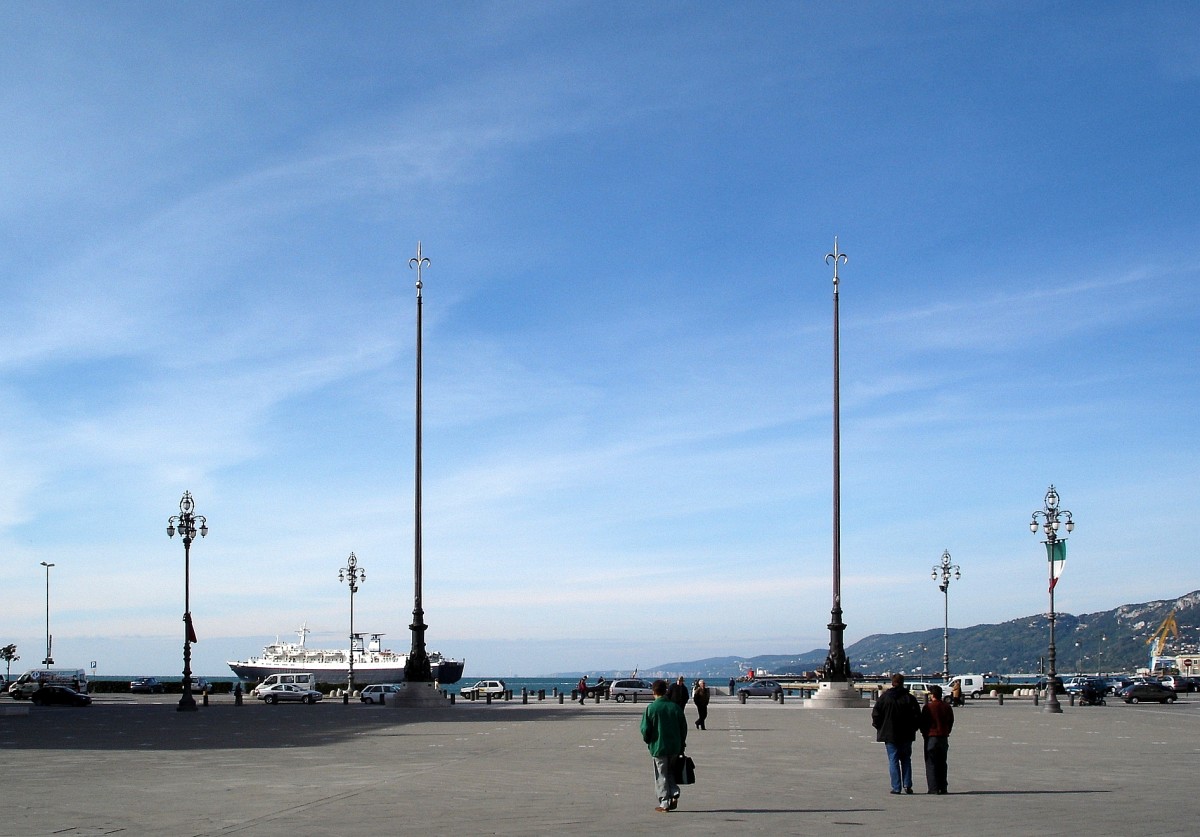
[803,680,871,708]
[177,695,198,712]
[388,680,451,708]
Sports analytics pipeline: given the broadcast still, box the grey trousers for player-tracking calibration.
[652,755,680,804]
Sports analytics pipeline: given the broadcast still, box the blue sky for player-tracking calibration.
[1,2,1197,678]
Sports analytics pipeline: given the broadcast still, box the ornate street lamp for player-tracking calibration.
[40,562,55,667]
[338,552,366,695]
[167,491,207,712]
[1030,484,1074,714]
[405,242,433,683]
[931,550,961,679]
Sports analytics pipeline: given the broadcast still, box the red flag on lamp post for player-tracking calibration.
[185,613,198,643]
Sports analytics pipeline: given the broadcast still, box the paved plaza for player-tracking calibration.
[1,693,1197,835]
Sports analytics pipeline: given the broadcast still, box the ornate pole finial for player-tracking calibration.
[409,241,430,297]
[825,237,848,288]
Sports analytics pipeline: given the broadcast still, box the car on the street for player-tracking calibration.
[1159,675,1194,694]
[30,685,92,707]
[460,679,507,699]
[130,677,165,694]
[1106,677,1132,693]
[1065,676,1108,696]
[609,678,655,702]
[738,679,784,699]
[1118,682,1177,704]
[256,683,323,704]
[360,684,403,704]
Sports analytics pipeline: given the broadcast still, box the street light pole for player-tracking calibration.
[339,552,366,695]
[931,550,961,679]
[167,491,207,712]
[406,241,433,683]
[1030,484,1074,714]
[40,562,55,667]
[821,238,852,683]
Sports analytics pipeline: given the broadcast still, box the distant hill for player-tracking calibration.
[559,590,1200,680]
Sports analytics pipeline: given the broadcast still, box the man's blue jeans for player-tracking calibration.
[885,741,913,792]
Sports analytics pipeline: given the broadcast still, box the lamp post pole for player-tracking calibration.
[167,491,207,712]
[931,550,961,679]
[820,238,852,682]
[40,562,55,667]
[339,552,366,695]
[406,242,433,683]
[1030,484,1074,714]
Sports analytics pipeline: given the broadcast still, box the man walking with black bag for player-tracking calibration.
[640,679,687,813]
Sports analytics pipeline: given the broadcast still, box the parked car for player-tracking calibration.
[1106,677,1131,693]
[30,685,92,707]
[1159,676,1194,694]
[256,683,323,704]
[130,677,165,694]
[360,684,403,704]
[609,678,655,702]
[738,679,784,699]
[1065,677,1108,696]
[1118,682,1176,704]
[460,679,507,699]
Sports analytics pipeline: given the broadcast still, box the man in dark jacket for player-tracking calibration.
[666,676,689,708]
[919,684,954,794]
[871,673,922,794]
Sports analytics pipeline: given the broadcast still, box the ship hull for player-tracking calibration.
[227,660,465,685]
[226,626,464,686]
[228,662,409,685]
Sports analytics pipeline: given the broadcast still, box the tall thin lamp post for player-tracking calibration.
[1030,484,1074,714]
[40,562,55,667]
[167,491,207,712]
[405,242,433,683]
[821,238,852,682]
[339,552,366,694]
[931,550,961,679]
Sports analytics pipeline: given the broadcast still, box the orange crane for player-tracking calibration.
[1147,611,1180,673]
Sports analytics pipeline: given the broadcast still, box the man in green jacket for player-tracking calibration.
[640,678,688,812]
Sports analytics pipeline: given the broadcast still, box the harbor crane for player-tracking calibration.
[1147,610,1180,673]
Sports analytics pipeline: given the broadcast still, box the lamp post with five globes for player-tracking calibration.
[1030,484,1074,714]
[931,550,961,680]
[167,491,207,712]
[338,552,366,696]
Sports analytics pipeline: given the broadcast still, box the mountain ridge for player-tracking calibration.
[556,590,1200,680]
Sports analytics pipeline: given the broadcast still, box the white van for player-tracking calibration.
[251,672,317,697]
[946,674,988,700]
[8,669,88,699]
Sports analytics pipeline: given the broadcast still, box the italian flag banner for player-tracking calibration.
[1046,541,1067,592]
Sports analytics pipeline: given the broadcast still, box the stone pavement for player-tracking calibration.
[1,693,1197,836]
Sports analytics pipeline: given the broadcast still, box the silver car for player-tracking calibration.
[609,679,655,702]
[256,683,323,705]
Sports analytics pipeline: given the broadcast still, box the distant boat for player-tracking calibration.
[226,624,465,685]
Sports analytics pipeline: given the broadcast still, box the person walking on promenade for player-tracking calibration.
[692,679,710,730]
[640,678,688,813]
[949,678,964,707]
[577,676,588,705]
[919,684,954,794]
[871,673,922,795]
[666,675,689,708]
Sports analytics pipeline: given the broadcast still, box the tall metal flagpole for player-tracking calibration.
[806,238,868,708]
[823,238,851,682]
[405,242,433,684]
